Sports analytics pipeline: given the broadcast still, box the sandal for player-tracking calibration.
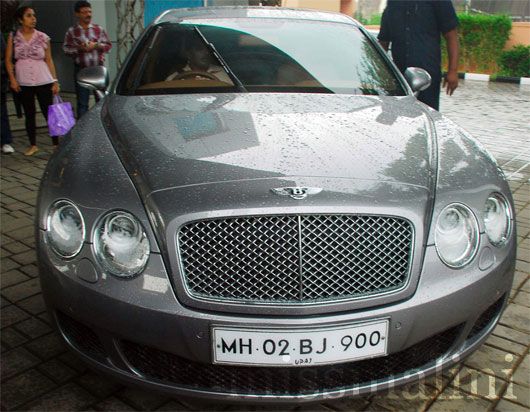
[24,146,39,156]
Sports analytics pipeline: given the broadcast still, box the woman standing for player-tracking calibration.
[5,6,60,156]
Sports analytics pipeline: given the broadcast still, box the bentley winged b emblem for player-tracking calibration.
[271,187,323,200]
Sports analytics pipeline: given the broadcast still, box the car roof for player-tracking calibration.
[154,6,358,26]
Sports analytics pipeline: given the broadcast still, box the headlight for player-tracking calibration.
[484,193,512,246]
[435,204,479,268]
[94,211,150,277]
[46,200,85,258]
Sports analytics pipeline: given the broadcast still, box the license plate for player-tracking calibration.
[212,319,388,367]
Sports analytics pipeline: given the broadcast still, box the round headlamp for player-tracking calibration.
[435,203,479,268]
[484,193,512,247]
[94,211,150,277]
[46,200,85,258]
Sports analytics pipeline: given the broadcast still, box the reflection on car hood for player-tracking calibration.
[103,93,435,195]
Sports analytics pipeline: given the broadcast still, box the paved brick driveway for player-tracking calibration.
[1,81,529,411]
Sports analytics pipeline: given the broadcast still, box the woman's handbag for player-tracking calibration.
[48,95,76,136]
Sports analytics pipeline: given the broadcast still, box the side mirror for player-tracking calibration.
[404,67,432,96]
[76,66,109,99]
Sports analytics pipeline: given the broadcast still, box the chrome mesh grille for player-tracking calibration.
[178,215,413,303]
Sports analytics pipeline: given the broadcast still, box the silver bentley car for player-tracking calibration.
[37,7,516,402]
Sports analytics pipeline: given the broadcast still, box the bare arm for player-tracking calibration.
[44,40,60,95]
[442,28,459,95]
[5,33,20,92]
[378,40,390,52]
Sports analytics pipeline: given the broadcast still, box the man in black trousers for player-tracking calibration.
[378,0,460,111]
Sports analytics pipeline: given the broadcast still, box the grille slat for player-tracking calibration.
[178,215,413,303]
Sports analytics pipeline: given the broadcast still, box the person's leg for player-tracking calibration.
[1,91,14,150]
[74,65,90,118]
[418,76,441,111]
[19,86,38,151]
[35,83,58,145]
[12,89,23,118]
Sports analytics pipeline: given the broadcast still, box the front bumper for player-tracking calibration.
[38,231,515,402]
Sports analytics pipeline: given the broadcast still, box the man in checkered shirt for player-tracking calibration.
[63,0,112,118]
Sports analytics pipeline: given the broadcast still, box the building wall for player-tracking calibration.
[144,0,252,26]
[282,0,340,13]
[506,22,530,48]
[356,0,385,19]
[144,0,203,26]
[33,0,76,92]
[90,0,118,89]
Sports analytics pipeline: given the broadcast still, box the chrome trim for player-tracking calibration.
[297,215,303,300]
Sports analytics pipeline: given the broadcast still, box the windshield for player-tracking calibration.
[118,18,405,96]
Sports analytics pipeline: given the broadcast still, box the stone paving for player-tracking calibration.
[1,81,529,411]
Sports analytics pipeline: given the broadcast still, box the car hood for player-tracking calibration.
[103,93,436,195]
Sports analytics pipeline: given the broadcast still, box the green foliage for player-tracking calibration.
[442,13,512,73]
[498,45,530,77]
[365,13,382,26]
[357,13,382,26]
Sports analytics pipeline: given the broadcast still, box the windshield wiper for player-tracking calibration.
[193,26,247,93]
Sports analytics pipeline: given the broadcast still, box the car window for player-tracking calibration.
[118,19,405,96]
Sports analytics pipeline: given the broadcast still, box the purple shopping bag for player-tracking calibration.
[48,95,76,136]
